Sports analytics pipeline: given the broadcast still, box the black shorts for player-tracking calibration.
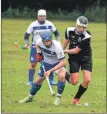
[68,58,93,73]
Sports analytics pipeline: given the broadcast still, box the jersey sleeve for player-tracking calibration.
[65,29,69,39]
[55,42,65,60]
[26,23,33,34]
[78,38,91,50]
[51,23,57,32]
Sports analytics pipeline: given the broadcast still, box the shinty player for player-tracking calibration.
[19,31,69,105]
[63,16,93,105]
[24,9,60,85]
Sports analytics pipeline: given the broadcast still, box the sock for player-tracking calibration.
[74,84,87,99]
[49,73,54,83]
[30,83,41,95]
[65,72,71,83]
[57,81,65,95]
[28,69,35,82]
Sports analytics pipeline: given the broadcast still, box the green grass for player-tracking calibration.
[2,19,106,113]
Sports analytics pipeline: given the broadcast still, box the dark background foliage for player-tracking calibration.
[1,0,107,12]
[1,0,106,22]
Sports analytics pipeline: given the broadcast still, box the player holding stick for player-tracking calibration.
[19,31,70,105]
[24,9,60,85]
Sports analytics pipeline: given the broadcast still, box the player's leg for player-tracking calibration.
[26,44,37,85]
[19,64,45,103]
[82,70,91,87]
[49,72,57,86]
[65,59,80,85]
[73,59,92,105]
[43,62,57,85]
[54,67,66,105]
[19,76,45,103]
[73,70,91,105]
[65,59,81,105]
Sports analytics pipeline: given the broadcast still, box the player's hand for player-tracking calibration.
[36,53,42,62]
[24,44,29,50]
[44,70,51,78]
[64,50,68,53]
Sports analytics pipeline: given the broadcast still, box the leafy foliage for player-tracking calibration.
[2,6,106,22]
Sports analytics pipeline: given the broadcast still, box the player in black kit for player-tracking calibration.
[62,16,92,105]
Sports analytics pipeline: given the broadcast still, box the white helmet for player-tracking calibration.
[76,16,88,27]
[38,9,46,16]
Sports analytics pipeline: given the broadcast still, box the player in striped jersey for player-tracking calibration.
[19,31,67,105]
[23,9,60,85]
[63,16,93,105]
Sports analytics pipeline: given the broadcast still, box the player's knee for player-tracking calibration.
[58,71,66,81]
[72,80,79,85]
[71,73,79,85]
[31,62,36,68]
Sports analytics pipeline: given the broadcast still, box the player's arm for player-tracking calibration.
[51,22,60,41]
[64,47,81,54]
[50,59,66,72]
[44,58,66,78]
[24,23,33,49]
[24,32,30,45]
[64,38,91,54]
[36,46,42,62]
[62,28,70,49]
[45,58,66,78]
[33,40,42,62]
[62,39,69,50]
[44,42,66,77]
[53,29,60,41]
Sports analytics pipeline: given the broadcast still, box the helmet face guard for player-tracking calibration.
[76,16,88,27]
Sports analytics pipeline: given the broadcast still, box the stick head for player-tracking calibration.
[14,42,20,48]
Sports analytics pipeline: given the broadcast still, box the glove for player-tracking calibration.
[36,53,42,62]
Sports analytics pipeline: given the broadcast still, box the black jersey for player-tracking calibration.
[65,27,92,60]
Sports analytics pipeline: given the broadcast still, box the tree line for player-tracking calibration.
[2,0,107,13]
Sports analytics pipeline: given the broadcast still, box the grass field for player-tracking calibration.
[2,19,106,113]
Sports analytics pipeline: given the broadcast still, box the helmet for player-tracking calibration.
[40,31,52,41]
[38,9,46,16]
[76,16,88,27]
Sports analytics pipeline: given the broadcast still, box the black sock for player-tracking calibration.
[65,72,71,83]
[74,84,87,99]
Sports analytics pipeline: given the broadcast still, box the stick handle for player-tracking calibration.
[42,64,53,94]
[46,77,53,94]
[14,42,31,50]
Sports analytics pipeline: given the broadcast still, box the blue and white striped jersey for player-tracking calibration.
[26,20,57,44]
[36,40,65,65]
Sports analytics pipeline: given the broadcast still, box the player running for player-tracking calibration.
[24,9,60,85]
[63,16,93,105]
[19,31,68,105]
